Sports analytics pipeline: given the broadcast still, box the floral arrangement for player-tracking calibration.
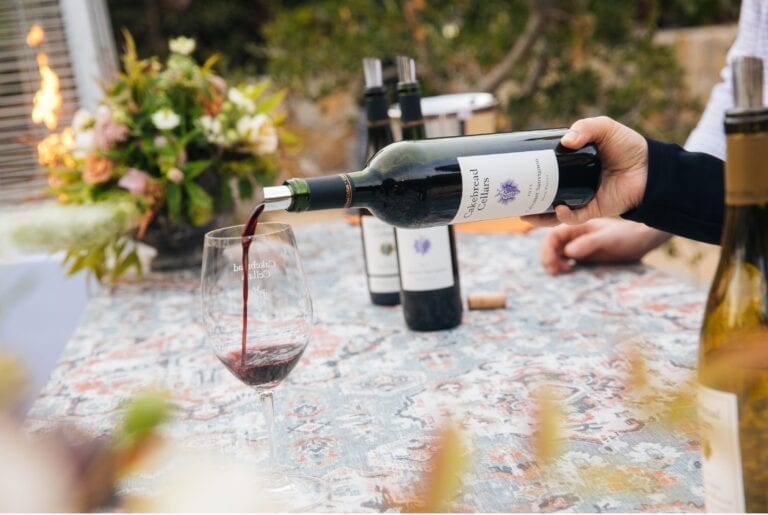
[38,32,287,282]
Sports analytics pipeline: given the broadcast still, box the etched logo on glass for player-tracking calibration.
[413,237,431,255]
[496,180,520,205]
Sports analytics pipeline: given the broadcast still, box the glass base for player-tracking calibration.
[256,470,329,512]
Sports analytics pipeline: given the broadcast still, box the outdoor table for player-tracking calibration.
[25,221,707,512]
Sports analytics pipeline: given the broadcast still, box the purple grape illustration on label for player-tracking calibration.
[496,180,521,205]
[414,237,431,255]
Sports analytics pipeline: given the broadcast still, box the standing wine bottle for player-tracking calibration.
[390,55,462,331]
[260,131,601,228]
[359,58,400,306]
[698,56,768,513]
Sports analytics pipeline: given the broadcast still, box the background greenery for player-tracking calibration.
[108,0,740,143]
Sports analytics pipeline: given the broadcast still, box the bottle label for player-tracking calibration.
[452,149,559,224]
[697,383,745,512]
[726,133,768,205]
[396,226,455,291]
[360,216,400,294]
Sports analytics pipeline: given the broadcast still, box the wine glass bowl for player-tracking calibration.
[202,223,312,390]
[201,222,325,510]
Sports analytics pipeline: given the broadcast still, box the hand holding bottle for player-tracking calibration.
[522,116,649,227]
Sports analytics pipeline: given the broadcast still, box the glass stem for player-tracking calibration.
[259,389,278,468]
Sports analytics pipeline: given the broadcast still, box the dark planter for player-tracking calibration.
[142,214,226,272]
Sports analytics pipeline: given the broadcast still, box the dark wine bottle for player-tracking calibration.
[389,56,461,331]
[359,58,400,306]
[698,56,768,513]
[260,130,601,229]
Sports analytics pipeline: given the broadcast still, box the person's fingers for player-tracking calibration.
[563,230,605,260]
[540,228,568,272]
[554,203,602,225]
[562,116,617,148]
[540,223,595,275]
[560,129,584,149]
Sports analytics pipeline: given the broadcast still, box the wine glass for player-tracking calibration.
[201,222,326,510]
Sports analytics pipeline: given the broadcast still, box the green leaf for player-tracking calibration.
[238,177,253,200]
[182,160,212,180]
[116,391,176,448]
[245,80,269,100]
[258,89,287,114]
[65,250,89,276]
[201,53,221,74]
[184,181,214,226]
[111,248,142,283]
[166,181,182,223]
[178,128,203,148]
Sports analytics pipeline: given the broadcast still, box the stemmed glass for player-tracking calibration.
[201,222,326,510]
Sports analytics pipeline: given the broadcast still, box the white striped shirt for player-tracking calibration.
[685,0,768,159]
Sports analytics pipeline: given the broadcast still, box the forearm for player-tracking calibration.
[621,138,724,244]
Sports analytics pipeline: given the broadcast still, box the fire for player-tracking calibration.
[26,24,45,47]
[27,25,62,130]
[37,129,76,169]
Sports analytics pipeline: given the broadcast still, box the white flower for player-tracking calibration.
[167,167,185,184]
[199,115,222,135]
[227,88,255,113]
[71,108,94,132]
[236,114,278,154]
[72,130,94,158]
[152,108,180,130]
[169,36,195,56]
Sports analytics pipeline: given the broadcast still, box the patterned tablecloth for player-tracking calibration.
[26,221,708,512]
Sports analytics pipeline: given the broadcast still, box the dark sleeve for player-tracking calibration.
[621,138,724,245]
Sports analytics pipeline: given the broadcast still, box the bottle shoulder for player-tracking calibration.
[368,140,428,173]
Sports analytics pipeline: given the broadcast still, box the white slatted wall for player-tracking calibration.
[0,0,116,205]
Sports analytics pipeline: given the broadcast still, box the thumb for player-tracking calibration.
[554,203,602,225]
[562,116,618,149]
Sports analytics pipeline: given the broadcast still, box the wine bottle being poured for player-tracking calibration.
[259,128,601,228]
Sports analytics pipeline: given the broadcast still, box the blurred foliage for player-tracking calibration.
[107,0,277,77]
[654,0,740,27]
[109,0,740,143]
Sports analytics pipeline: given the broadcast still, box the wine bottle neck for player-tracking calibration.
[722,205,768,240]
[365,86,390,125]
[397,80,426,140]
[265,172,367,213]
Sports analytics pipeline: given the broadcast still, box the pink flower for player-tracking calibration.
[92,106,129,150]
[167,167,184,184]
[118,168,150,195]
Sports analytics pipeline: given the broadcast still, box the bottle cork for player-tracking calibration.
[467,292,507,310]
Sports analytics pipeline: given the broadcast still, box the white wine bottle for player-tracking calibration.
[698,56,768,513]
[359,57,400,306]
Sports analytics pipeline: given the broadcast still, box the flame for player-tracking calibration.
[31,53,62,130]
[26,24,45,47]
[27,26,62,130]
[37,129,76,169]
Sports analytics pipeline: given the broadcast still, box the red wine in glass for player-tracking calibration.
[219,343,306,388]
